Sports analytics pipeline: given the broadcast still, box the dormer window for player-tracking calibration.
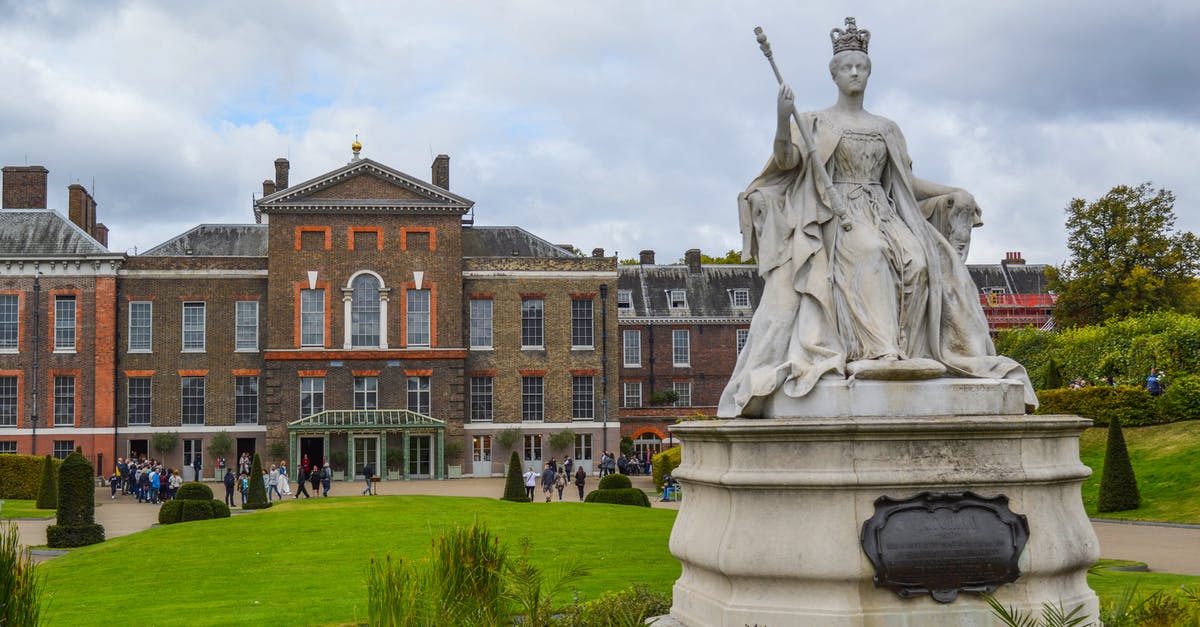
[617,289,633,314]
[668,290,688,310]
[729,289,751,309]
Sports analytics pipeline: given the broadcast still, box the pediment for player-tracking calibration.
[255,158,474,216]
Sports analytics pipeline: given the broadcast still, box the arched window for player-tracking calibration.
[351,274,381,347]
[633,432,664,458]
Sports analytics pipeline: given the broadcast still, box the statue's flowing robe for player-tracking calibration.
[718,111,1036,417]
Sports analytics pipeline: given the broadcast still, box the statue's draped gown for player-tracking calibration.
[718,112,1036,417]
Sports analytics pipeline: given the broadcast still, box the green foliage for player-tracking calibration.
[501,451,528,502]
[1158,374,1200,421]
[1098,416,1141,513]
[598,473,632,490]
[180,500,213,522]
[547,429,575,456]
[1099,582,1200,627]
[1044,357,1063,390]
[652,446,682,491]
[983,594,1090,626]
[211,500,231,519]
[584,488,651,507]
[0,521,44,627]
[243,453,271,510]
[36,454,57,509]
[0,454,59,501]
[158,500,183,525]
[330,450,348,471]
[386,447,404,471]
[675,249,755,265]
[495,427,522,451]
[1049,183,1200,327]
[556,584,672,627]
[151,431,179,458]
[208,431,234,460]
[1036,386,1163,426]
[619,436,633,457]
[267,440,288,462]
[647,390,679,406]
[176,482,213,501]
[505,536,590,627]
[46,451,104,548]
[443,439,465,465]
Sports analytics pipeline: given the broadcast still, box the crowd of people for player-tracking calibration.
[521,456,589,502]
[597,450,652,476]
[1063,368,1167,397]
[109,457,184,504]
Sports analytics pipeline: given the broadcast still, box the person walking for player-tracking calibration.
[563,455,574,480]
[278,461,291,496]
[240,473,250,507]
[522,466,537,502]
[361,461,375,495]
[223,468,236,507]
[294,465,312,499]
[554,468,566,501]
[574,466,587,500]
[192,456,202,483]
[268,464,281,501]
[540,463,556,503]
[321,462,332,497]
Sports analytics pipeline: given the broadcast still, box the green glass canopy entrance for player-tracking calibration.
[287,409,447,480]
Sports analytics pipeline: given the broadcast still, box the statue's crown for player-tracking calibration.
[830,17,870,54]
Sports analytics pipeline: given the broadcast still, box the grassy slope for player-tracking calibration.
[38,496,679,626]
[1,499,54,519]
[1079,420,1200,523]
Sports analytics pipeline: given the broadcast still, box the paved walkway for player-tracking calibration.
[12,478,1198,576]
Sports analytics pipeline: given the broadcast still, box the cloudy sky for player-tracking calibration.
[2,0,1197,266]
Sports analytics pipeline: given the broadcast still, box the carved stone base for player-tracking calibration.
[661,396,1100,626]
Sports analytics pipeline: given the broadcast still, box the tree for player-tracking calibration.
[35,454,57,510]
[46,451,105,547]
[1043,357,1063,390]
[676,249,755,265]
[208,431,233,469]
[501,451,528,502]
[1097,415,1140,512]
[243,453,271,510]
[1049,183,1200,327]
[152,431,179,462]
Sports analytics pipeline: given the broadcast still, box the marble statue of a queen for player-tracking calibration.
[718,18,1036,417]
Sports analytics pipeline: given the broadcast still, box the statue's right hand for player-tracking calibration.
[777,84,794,120]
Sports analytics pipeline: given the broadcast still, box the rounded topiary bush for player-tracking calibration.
[584,488,651,507]
[176,482,213,501]
[211,500,231,518]
[501,451,528,502]
[158,500,184,525]
[598,473,632,490]
[46,451,105,548]
[243,453,271,510]
[36,454,58,510]
[181,500,214,522]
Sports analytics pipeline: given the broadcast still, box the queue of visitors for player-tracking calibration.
[110,457,184,505]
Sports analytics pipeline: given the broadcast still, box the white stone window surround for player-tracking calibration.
[341,270,390,349]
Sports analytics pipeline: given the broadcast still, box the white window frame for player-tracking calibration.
[406,289,431,347]
[574,433,593,461]
[623,329,641,367]
[128,377,151,425]
[53,440,74,459]
[469,299,493,349]
[616,289,633,314]
[672,381,692,407]
[235,376,258,425]
[53,375,75,426]
[300,377,324,418]
[128,301,152,352]
[473,435,492,462]
[355,376,379,411]
[523,434,543,462]
[623,381,642,408]
[182,301,206,352]
[571,298,594,349]
[351,274,382,348]
[181,376,205,425]
[235,301,258,352]
[521,299,544,349]
[54,295,76,351]
[730,288,751,309]
[736,328,750,354]
[571,375,594,420]
[0,376,16,426]
[668,289,688,310]
[470,376,493,422]
[407,376,431,415]
[0,294,17,351]
[521,375,544,421]
[672,329,690,367]
[0,441,15,454]
[300,289,325,347]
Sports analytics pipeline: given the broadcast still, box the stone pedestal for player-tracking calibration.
[661,379,1100,626]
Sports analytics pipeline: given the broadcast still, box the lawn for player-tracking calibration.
[38,495,679,626]
[1079,420,1200,524]
[0,499,53,519]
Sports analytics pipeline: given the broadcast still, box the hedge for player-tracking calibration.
[159,481,233,525]
[1035,386,1163,426]
[181,500,215,522]
[584,488,651,507]
[158,500,184,525]
[652,446,682,491]
[598,473,632,490]
[0,454,60,500]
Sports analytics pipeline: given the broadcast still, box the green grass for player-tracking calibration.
[38,495,679,626]
[0,499,53,519]
[1079,421,1200,524]
[1088,559,1200,605]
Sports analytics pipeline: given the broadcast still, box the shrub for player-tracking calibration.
[0,454,60,500]
[176,482,213,501]
[46,451,104,548]
[598,473,632,490]
[1,521,44,627]
[210,500,231,519]
[243,453,271,510]
[1036,386,1163,426]
[330,450,348,472]
[584,488,651,507]
[557,584,672,627]
[208,431,234,463]
[1098,416,1140,513]
[267,440,288,462]
[386,447,404,471]
[158,500,183,525]
[495,427,522,451]
[619,436,634,456]
[547,429,575,456]
[1044,357,1063,389]
[443,439,465,466]
[501,451,528,502]
[180,500,214,522]
[36,454,58,509]
[1158,373,1200,421]
[151,431,179,460]
[652,446,682,491]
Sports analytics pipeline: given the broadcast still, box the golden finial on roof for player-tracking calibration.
[351,135,362,161]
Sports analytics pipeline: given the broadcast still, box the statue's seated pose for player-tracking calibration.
[719,18,1034,418]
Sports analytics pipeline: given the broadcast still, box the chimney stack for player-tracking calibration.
[93,223,109,248]
[592,248,605,258]
[262,179,276,197]
[685,248,702,274]
[432,154,450,190]
[274,158,289,191]
[68,183,99,237]
[639,249,656,265]
[2,165,49,209]
[1002,251,1025,265]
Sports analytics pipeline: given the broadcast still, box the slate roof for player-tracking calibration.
[0,209,111,256]
[966,263,1051,295]
[141,224,268,257]
[618,264,762,321]
[461,226,577,258]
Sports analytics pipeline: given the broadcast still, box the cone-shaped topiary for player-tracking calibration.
[46,451,105,547]
[501,451,528,502]
[1097,415,1140,512]
[243,453,271,510]
[1044,357,1063,390]
[35,454,57,510]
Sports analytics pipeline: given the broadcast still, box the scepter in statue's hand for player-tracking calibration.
[754,26,852,232]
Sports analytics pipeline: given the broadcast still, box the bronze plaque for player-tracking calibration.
[860,491,1029,603]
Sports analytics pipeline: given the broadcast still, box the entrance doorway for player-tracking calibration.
[353,436,378,478]
[128,439,148,461]
[472,435,492,477]
[300,437,324,469]
[183,439,202,481]
[408,435,432,478]
[236,438,256,466]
